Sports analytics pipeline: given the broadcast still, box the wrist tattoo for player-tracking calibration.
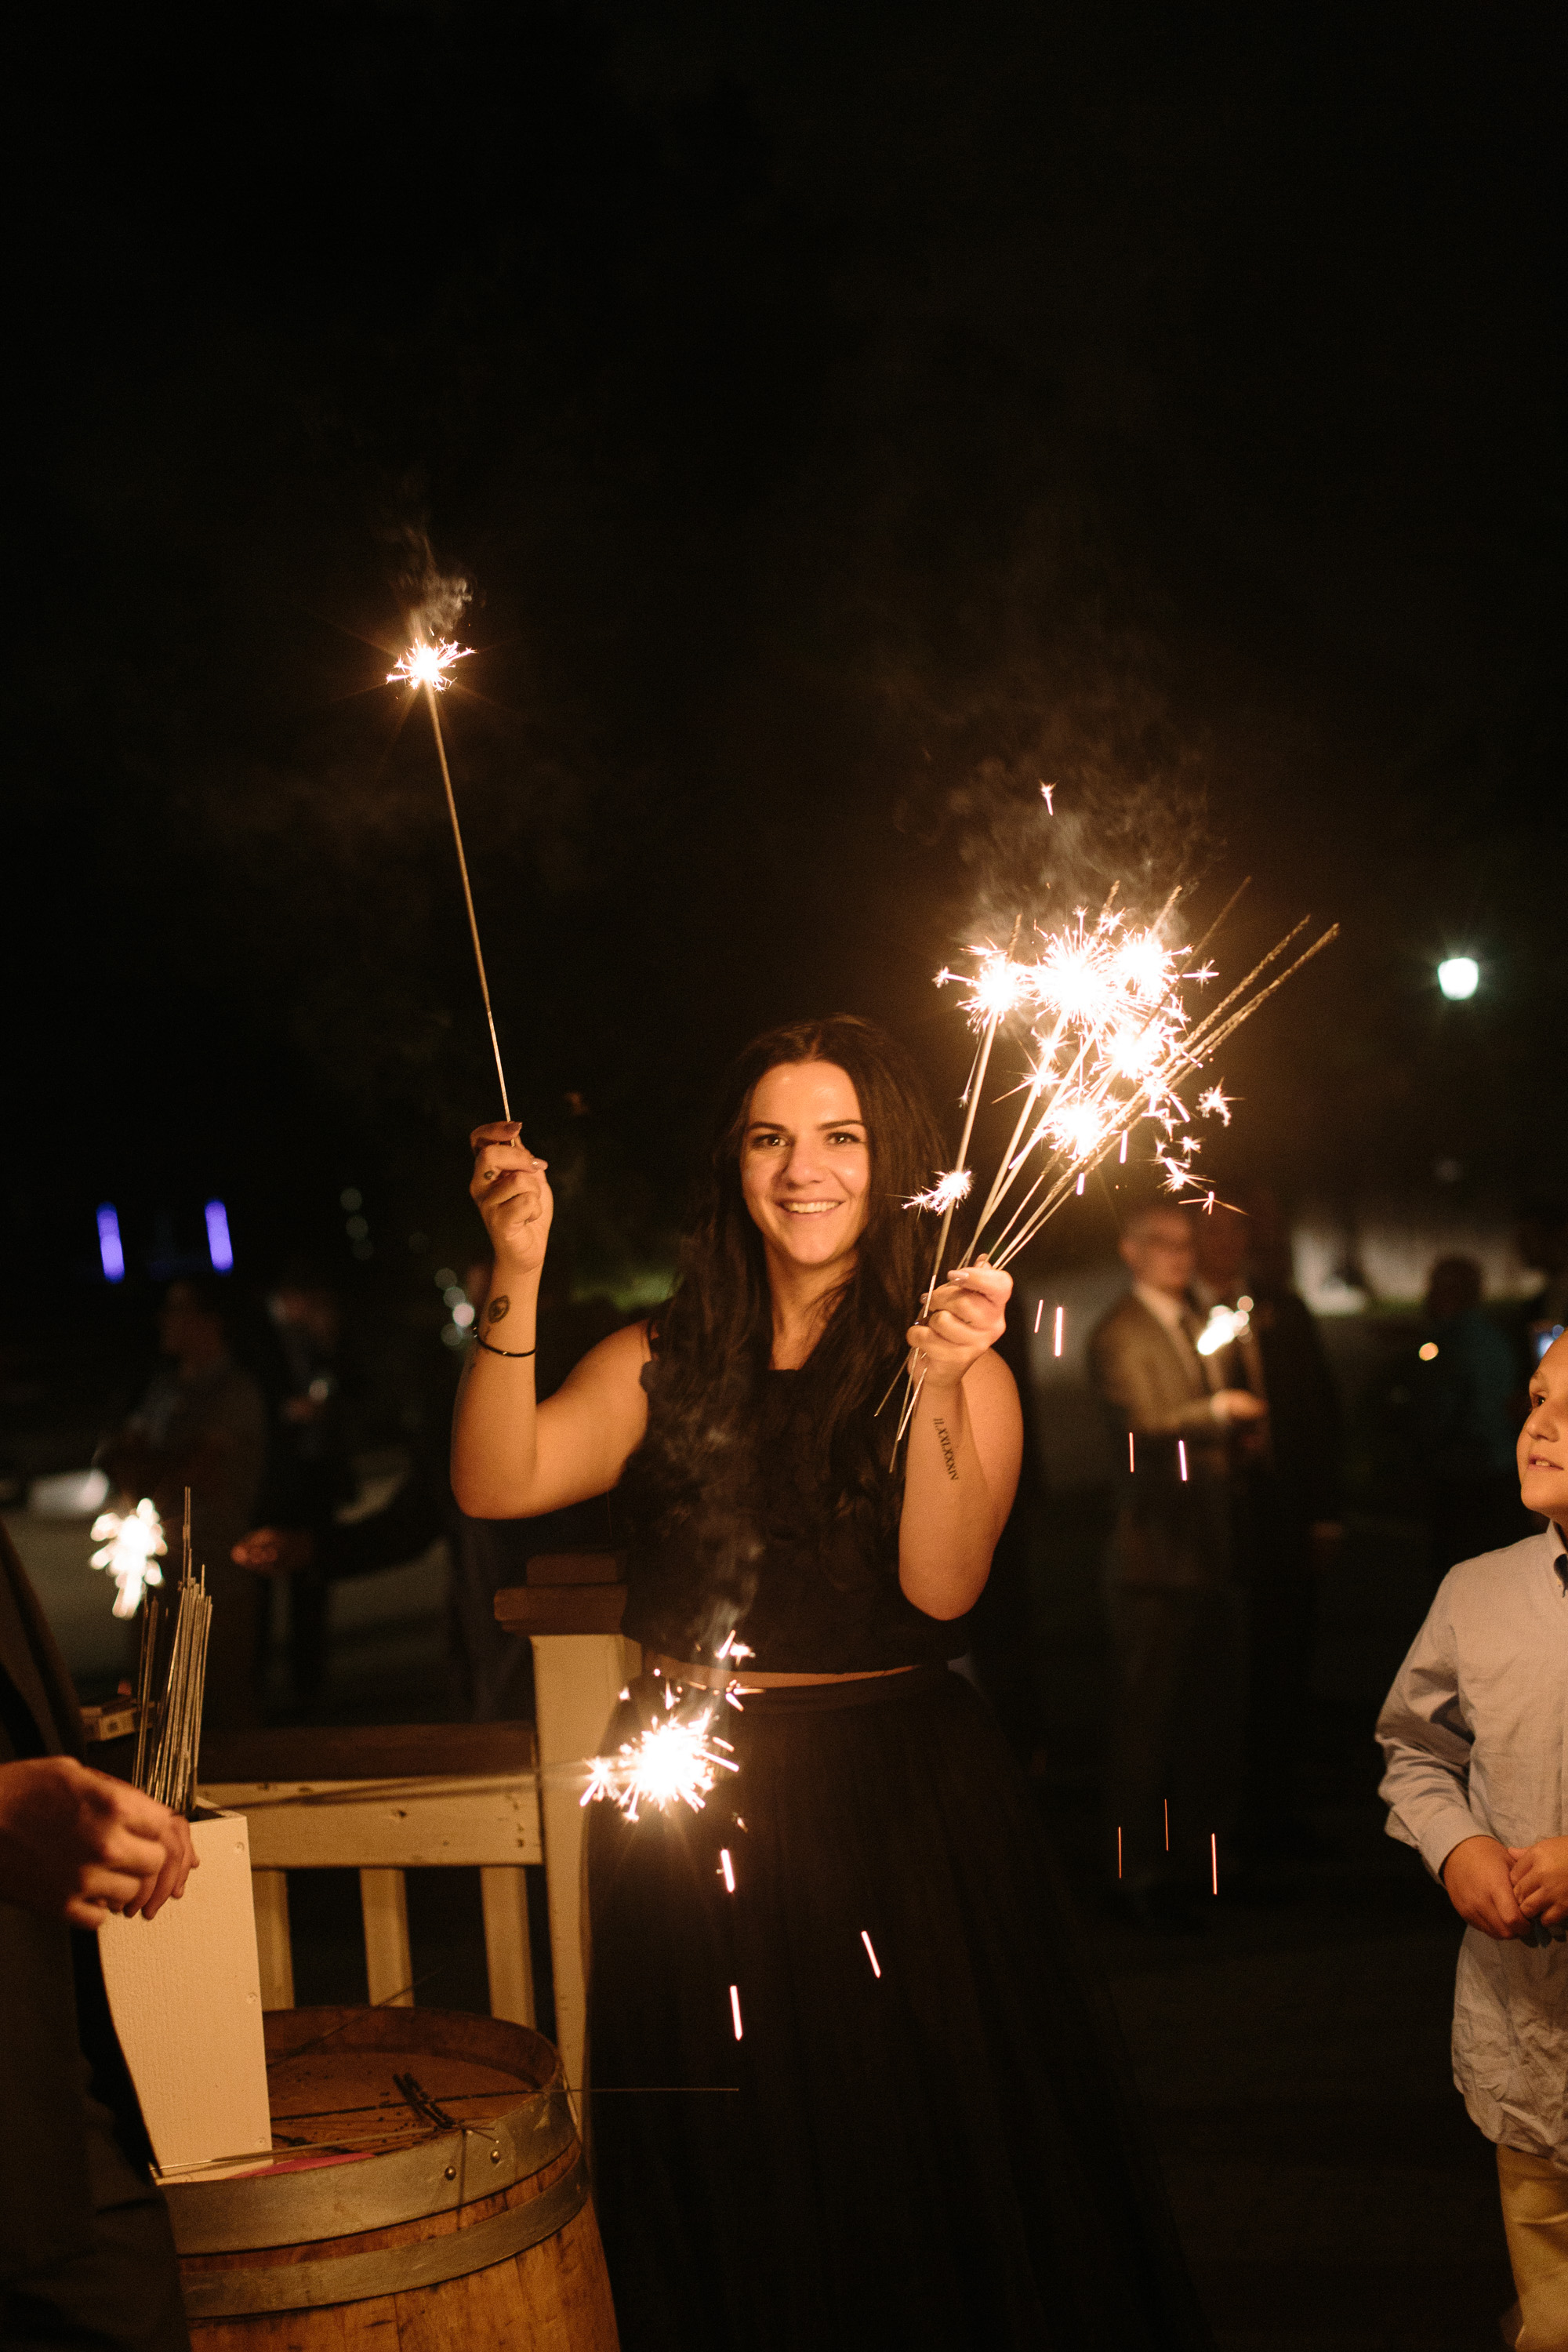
[488,1295,510,1324]
[933,1417,960,1482]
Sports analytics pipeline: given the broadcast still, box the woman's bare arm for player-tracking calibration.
[898,1265,1022,1619]
[450,1123,651,1518]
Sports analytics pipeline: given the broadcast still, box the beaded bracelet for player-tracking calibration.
[472,1330,537,1359]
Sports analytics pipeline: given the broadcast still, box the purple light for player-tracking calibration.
[96,1205,125,1283]
[205,1200,234,1273]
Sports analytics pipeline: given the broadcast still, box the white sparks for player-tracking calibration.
[860,1929,882,1980]
[582,1704,739,1822]
[387,637,472,693]
[89,1498,167,1620]
[1178,1439,1189,1483]
[1128,1431,1136,1472]
[1195,1301,1250,1356]
[1198,1084,1233,1126]
[909,1167,973,1214]
[1040,782,1055,811]
[729,1984,744,2040]
[1033,1298,1044,1334]
[719,1849,736,1893]
[1052,1305,1065,1358]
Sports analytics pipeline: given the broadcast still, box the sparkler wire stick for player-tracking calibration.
[421,683,511,1122]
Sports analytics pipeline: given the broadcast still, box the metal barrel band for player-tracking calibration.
[180,2155,589,2317]
[167,2090,576,2254]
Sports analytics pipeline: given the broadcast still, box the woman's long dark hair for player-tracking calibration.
[634,1015,943,1537]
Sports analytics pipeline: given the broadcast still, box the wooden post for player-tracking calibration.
[250,1868,295,2009]
[530,1630,638,2114]
[359,1868,414,2006]
[480,1865,537,2027]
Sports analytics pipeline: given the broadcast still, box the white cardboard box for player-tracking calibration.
[98,1808,271,2175]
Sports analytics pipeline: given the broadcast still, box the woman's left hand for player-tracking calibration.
[906,1260,1012,1391]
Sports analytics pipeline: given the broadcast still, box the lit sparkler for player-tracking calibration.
[1194,1300,1250,1357]
[582,1697,739,1822]
[387,633,510,1118]
[89,1497,166,1619]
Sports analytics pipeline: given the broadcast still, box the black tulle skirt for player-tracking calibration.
[585,1665,1213,2351]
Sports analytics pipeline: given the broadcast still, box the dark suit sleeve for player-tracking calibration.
[0,1526,152,2281]
[1091,1314,1225,1440]
[314,1466,448,1581]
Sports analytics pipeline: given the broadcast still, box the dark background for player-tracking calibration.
[5,17,1560,2337]
[6,0,1561,1341]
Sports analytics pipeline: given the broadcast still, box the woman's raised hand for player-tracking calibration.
[907,1258,1012,1391]
[469,1122,553,1277]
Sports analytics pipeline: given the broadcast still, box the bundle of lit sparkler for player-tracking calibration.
[895,889,1338,1438]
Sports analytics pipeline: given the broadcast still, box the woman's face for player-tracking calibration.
[740,1061,871,1276]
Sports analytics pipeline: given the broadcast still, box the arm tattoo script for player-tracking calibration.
[488,1295,510,1324]
[933,1417,960,1482]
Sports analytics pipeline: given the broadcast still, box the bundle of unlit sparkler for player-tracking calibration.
[114,1490,215,1817]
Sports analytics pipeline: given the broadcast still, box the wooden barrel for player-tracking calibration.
[165,2007,619,2350]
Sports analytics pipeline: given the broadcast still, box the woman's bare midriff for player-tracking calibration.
[645,1652,917,1691]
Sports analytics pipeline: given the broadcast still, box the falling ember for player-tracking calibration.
[718,1849,736,1893]
[1052,1305,1065,1359]
[89,1498,167,1620]
[860,1930,882,1980]
[1119,1132,1128,1163]
[1075,1173,1085,1195]
[729,1985,744,2041]
[1210,1834,1218,1896]
[1127,1432,1136,1473]
[1178,1439,1189,1483]
[582,1704,739,1822]
[1116,1826,1123,1878]
[1163,1798,1171,1853]
[386,637,472,692]
[1033,1298,1044,1334]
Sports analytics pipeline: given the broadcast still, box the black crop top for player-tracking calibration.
[619,1364,971,1672]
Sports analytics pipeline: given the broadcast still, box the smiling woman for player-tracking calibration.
[451,1011,1214,2349]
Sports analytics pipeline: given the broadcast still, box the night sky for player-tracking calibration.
[8,2,1560,1323]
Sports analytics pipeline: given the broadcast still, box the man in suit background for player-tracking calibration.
[0,1521,194,2348]
[1192,1196,1343,1861]
[1089,1202,1266,1918]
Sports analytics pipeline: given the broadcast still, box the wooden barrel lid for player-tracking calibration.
[165,2008,576,2254]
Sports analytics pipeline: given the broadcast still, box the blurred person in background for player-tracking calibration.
[1089,1202,1266,1922]
[1192,1196,1343,1863]
[262,1262,356,1718]
[234,1254,621,1719]
[1410,1254,1526,1586]
[99,1276,267,1729]
[0,1517,196,2348]
[1511,1197,1568,1385]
